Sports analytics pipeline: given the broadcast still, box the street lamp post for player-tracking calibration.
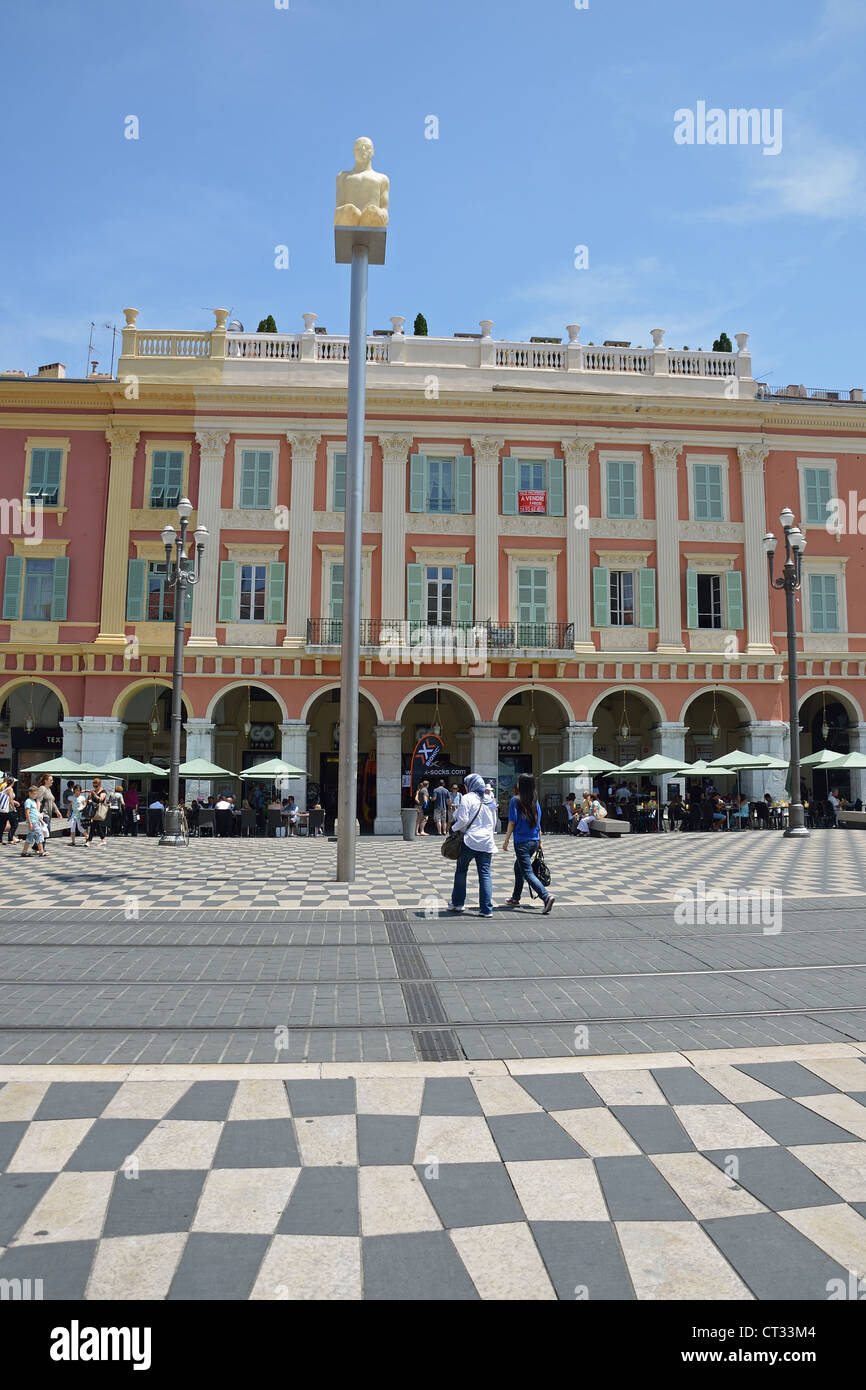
[159,499,208,846]
[763,507,809,838]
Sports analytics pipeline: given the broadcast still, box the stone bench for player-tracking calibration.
[837,809,866,828]
[589,818,631,836]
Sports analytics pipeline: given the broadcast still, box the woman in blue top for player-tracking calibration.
[502,773,554,914]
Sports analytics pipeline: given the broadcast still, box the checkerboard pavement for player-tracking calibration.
[3,1046,866,1300]
[2,829,866,911]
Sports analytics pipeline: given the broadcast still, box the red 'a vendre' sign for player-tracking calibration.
[518,490,546,514]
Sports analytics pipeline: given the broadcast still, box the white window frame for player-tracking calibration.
[686,454,729,523]
[237,562,269,623]
[797,457,838,530]
[326,441,372,513]
[232,438,281,511]
[609,569,636,627]
[695,571,724,630]
[599,449,643,521]
[145,440,192,512]
[424,564,456,626]
[318,544,374,621]
[800,556,848,636]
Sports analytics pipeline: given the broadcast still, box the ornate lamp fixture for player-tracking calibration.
[244,687,252,741]
[710,688,721,741]
[24,679,35,734]
[619,692,630,741]
[821,695,829,744]
[148,682,160,737]
[528,685,538,741]
[430,686,441,738]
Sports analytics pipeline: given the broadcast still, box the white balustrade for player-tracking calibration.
[582,346,652,373]
[136,332,211,358]
[227,334,300,360]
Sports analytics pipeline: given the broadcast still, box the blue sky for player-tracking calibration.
[1,0,864,389]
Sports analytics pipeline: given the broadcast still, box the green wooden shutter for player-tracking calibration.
[547,457,564,516]
[256,451,272,508]
[686,568,699,628]
[693,465,708,519]
[240,451,257,508]
[620,460,636,517]
[150,452,166,506]
[332,452,347,512]
[2,555,23,620]
[409,453,425,512]
[502,455,518,514]
[592,567,609,627]
[456,564,474,622]
[406,563,424,622]
[329,562,344,621]
[456,455,473,514]
[166,452,183,505]
[30,448,62,504]
[126,559,147,621]
[725,570,743,630]
[28,449,46,498]
[50,557,69,621]
[218,561,237,621]
[638,567,656,628]
[809,574,838,633]
[606,460,621,517]
[267,562,286,623]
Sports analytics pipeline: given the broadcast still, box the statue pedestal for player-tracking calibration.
[334,226,387,265]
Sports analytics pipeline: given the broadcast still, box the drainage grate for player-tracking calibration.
[383,910,464,1061]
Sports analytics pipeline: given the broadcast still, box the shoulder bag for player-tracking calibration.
[441,799,482,861]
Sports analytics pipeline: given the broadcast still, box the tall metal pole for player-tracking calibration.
[162,522,187,845]
[336,244,369,880]
[784,552,808,837]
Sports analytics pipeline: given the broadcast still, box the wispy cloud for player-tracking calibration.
[705,130,865,224]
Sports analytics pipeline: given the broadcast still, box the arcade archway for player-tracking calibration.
[0,678,66,778]
[305,686,379,832]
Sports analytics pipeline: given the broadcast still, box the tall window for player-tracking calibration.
[697,573,722,628]
[239,451,273,509]
[149,451,183,508]
[426,566,454,625]
[329,563,344,623]
[803,467,832,525]
[609,571,635,626]
[27,449,62,506]
[606,460,637,519]
[22,559,55,621]
[146,562,175,622]
[516,568,548,623]
[693,463,724,521]
[519,460,546,494]
[238,564,267,621]
[809,574,839,632]
[427,458,455,513]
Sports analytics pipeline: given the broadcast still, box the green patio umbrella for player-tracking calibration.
[98,757,165,778]
[673,759,737,777]
[706,750,773,770]
[22,756,104,776]
[800,748,845,767]
[820,751,866,770]
[177,759,238,779]
[542,755,621,776]
[238,758,305,779]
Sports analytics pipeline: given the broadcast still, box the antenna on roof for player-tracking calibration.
[85,322,96,378]
[103,323,119,377]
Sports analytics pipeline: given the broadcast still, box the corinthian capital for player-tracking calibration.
[737,443,770,471]
[470,435,505,466]
[286,431,321,462]
[378,433,414,466]
[562,436,592,468]
[195,429,231,457]
[650,440,681,471]
[104,426,140,453]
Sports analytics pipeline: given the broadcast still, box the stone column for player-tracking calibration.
[96,427,140,644]
[189,430,230,648]
[743,720,788,799]
[280,720,309,807]
[737,443,775,656]
[470,720,500,784]
[470,437,504,622]
[563,719,595,795]
[374,720,403,835]
[283,432,320,648]
[654,721,688,762]
[184,719,216,763]
[562,437,595,652]
[379,435,413,621]
[651,441,686,654]
[848,723,866,806]
[61,717,83,763]
[79,717,126,767]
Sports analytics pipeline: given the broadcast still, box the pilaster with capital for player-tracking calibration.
[284,432,321,646]
[96,427,140,643]
[378,434,414,620]
[189,430,231,648]
[470,437,505,621]
[562,437,595,652]
[651,441,686,654]
[737,443,775,656]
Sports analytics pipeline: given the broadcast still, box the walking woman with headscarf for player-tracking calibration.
[446,773,499,917]
[503,772,554,913]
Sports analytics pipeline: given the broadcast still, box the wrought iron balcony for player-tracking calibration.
[306,618,574,652]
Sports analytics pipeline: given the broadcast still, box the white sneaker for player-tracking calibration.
[446,901,464,913]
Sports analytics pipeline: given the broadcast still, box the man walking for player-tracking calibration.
[432,779,450,835]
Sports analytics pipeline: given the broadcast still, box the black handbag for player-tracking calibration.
[532,846,551,887]
[441,800,481,860]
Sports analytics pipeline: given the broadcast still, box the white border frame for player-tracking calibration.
[796,456,838,530]
[598,448,644,522]
[232,438,281,511]
[686,453,730,523]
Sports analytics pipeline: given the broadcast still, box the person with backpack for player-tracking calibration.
[503,772,554,913]
[446,773,499,917]
[85,778,109,846]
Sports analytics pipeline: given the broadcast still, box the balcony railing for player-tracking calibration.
[306,618,575,651]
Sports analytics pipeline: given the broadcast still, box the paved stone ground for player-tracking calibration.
[1,1048,865,1300]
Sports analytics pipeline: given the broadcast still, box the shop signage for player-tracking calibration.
[410,733,445,793]
[11,727,62,750]
[518,490,546,514]
[498,726,521,753]
[249,723,275,750]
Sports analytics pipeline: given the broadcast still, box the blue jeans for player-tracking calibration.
[451,845,493,914]
[512,840,549,903]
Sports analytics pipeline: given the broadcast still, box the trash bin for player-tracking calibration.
[401,807,417,842]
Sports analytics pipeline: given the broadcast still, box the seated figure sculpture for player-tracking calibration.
[334,137,389,227]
